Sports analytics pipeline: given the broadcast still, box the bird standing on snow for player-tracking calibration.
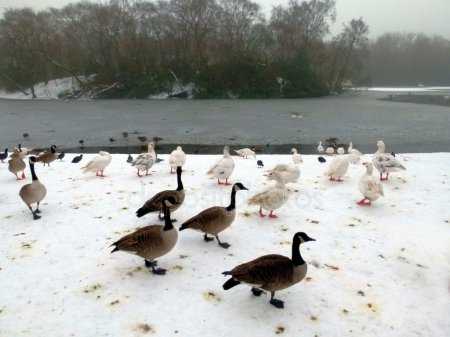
[222,232,315,309]
[8,150,26,180]
[136,166,185,221]
[337,147,345,155]
[19,156,47,220]
[57,152,65,161]
[126,154,133,163]
[179,182,248,249]
[266,164,300,184]
[257,160,264,168]
[36,145,58,166]
[207,146,235,185]
[323,154,356,182]
[81,151,112,177]
[169,146,186,173]
[358,162,384,206]
[111,198,178,275]
[248,170,288,218]
[318,156,326,163]
[291,148,303,164]
[234,148,256,159]
[72,154,83,163]
[373,140,406,181]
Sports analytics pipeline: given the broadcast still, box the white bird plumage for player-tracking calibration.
[266,163,300,184]
[207,146,235,185]
[324,154,356,181]
[248,171,288,218]
[317,141,324,153]
[372,140,406,181]
[358,162,384,206]
[325,147,335,155]
[234,148,256,159]
[291,148,303,164]
[81,151,112,177]
[131,143,155,177]
[169,146,186,173]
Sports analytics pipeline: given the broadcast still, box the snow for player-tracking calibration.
[0,153,449,337]
[354,86,450,93]
[0,76,91,100]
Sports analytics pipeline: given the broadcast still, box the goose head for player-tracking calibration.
[29,156,38,164]
[362,162,374,174]
[176,146,182,151]
[291,148,298,154]
[265,170,284,183]
[376,140,385,151]
[293,232,316,244]
[233,182,248,191]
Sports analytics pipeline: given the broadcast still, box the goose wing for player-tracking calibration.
[229,254,293,286]
[111,225,163,254]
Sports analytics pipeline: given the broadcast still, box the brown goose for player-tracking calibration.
[179,182,248,249]
[8,151,26,180]
[111,198,178,275]
[37,145,57,166]
[136,166,185,221]
[222,232,315,309]
[19,156,47,220]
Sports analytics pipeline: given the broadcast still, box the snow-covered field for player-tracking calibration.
[355,86,450,93]
[0,153,449,337]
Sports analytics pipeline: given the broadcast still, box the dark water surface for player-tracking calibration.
[0,91,449,154]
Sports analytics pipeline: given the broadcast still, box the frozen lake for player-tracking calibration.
[0,91,449,153]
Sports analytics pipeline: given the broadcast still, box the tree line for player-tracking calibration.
[0,0,373,98]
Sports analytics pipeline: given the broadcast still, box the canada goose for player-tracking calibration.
[136,166,185,220]
[373,140,406,181]
[14,144,31,158]
[131,143,155,177]
[317,141,324,153]
[57,152,65,161]
[81,151,112,177]
[358,162,384,206]
[19,156,47,220]
[291,148,303,164]
[179,183,248,249]
[37,145,57,166]
[266,164,300,184]
[111,198,178,275]
[8,152,26,180]
[72,154,83,163]
[249,170,288,218]
[207,146,235,185]
[169,146,186,173]
[0,148,8,163]
[222,232,315,309]
[234,148,256,159]
[257,160,264,168]
[324,155,353,182]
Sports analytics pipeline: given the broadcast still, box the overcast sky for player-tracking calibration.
[1,0,449,38]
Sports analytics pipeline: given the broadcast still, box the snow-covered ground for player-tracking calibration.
[354,86,450,93]
[0,77,83,100]
[0,153,449,337]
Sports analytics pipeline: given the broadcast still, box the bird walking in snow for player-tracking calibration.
[234,148,256,159]
[372,140,406,181]
[169,146,186,173]
[207,146,235,185]
[257,160,264,168]
[358,162,384,206]
[72,154,83,163]
[81,151,112,177]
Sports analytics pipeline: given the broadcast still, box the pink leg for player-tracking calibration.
[268,210,278,218]
[218,178,222,185]
[146,169,149,176]
[224,178,231,185]
[259,207,266,218]
[357,198,371,206]
[337,177,344,182]
[21,172,26,179]
[137,169,142,177]
[329,176,335,181]
[99,170,105,177]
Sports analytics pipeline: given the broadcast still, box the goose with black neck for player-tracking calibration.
[19,156,47,220]
[222,232,315,309]
[179,182,248,249]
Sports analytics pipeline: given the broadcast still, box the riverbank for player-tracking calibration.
[380,94,450,107]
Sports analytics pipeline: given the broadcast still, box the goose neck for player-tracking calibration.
[292,237,305,266]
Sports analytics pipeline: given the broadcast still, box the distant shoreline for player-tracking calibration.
[379,94,450,107]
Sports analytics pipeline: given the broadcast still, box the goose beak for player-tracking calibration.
[306,237,316,242]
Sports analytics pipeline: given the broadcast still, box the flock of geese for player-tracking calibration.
[1,139,406,309]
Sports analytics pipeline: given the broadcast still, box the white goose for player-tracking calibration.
[317,141,324,153]
[81,151,112,177]
[348,142,363,162]
[325,147,335,155]
[358,162,384,206]
[248,171,288,218]
[207,146,235,185]
[337,147,345,155]
[234,148,256,159]
[372,140,406,181]
[291,148,303,164]
[169,146,186,173]
[131,142,155,177]
[266,164,300,184]
[324,154,355,182]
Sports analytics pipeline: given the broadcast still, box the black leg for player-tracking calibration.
[215,235,230,249]
[204,233,214,242]
[269,291,284,309]
[251,288,263,296]
[152,266,167,275]
[145,260,157,268]
[35,202,41,213]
